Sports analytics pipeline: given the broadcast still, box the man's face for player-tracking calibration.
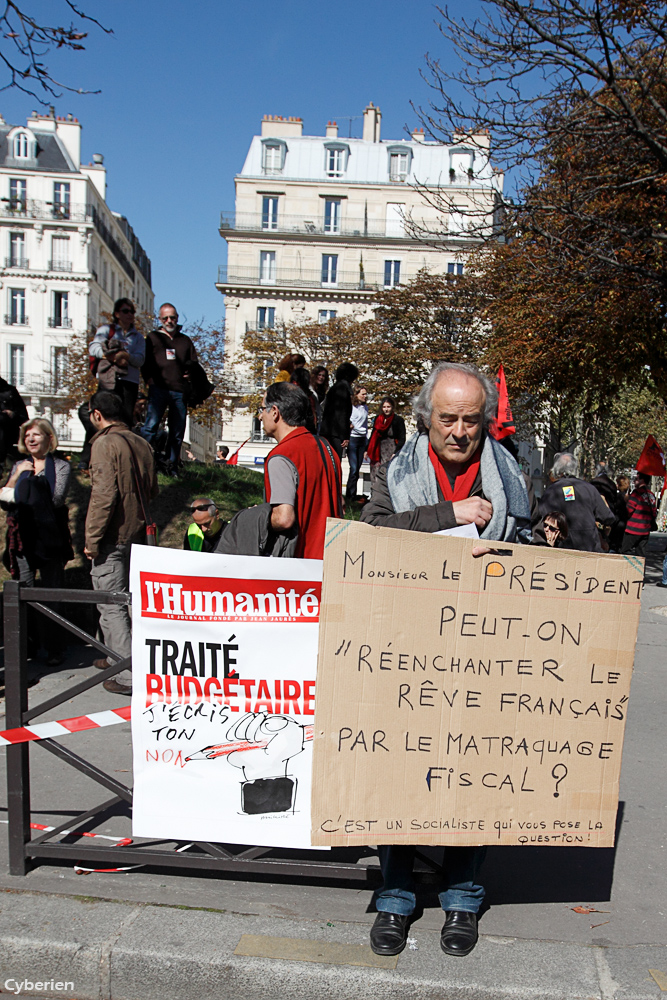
[160,307,178,334]
[259,395,279,439]
[428,372,486,467]
[191,501,218,533]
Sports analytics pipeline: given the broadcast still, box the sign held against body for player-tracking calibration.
[311,520,642,847]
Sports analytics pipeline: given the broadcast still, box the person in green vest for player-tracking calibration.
[183,497,225,553]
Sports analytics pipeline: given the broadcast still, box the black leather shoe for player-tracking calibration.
[103,678,132,696]
[440,911,478,956]
[370,912,409,956]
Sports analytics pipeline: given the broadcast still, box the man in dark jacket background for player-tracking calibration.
[0,376,29,467]
[539,453,614,552]
[320,362,358,460]
[141,303,197,476]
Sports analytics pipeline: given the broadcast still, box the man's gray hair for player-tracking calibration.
[413,362,498,428]
[552,453,578,479]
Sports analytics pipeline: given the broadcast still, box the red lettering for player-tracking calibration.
[283,680,301,715]
[253,679,273,714]
[204,677,223,704]
[146,673,163,706]
[303,680,316,715]
[223,677,239,711]
[182,677,203,703]
[274,679,282,715]
[146,749,159,762]
[239,677,256,712]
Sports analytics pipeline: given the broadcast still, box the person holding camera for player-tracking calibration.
[89,297,145,424]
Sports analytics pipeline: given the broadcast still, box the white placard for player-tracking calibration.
[129,546,322,848]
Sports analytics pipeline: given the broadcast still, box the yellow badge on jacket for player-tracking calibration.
[562,485,575,501]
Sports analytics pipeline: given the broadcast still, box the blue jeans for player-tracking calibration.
[346,435,367,500]
[662,552,667,584]
[141,386,187,466]
[376,845,487,915]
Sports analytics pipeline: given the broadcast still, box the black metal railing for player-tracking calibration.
[3,580,443,886]
[3,314,28,326]
[49,260,73,272]
[217,265,383,292]
[47,316,73,328]
[4,257,29,269]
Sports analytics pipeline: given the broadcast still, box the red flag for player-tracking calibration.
[226,438,249,466]
[489,365,516,441]
[636,435,665,476]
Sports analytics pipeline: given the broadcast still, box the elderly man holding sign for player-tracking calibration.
[360,361,540,958]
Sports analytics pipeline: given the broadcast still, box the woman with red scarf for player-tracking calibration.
[366,396,406,487]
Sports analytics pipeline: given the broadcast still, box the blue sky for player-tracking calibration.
[1,0,472,327]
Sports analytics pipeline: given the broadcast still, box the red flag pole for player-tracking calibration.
[489,364,516,441]
[226,438,249,466]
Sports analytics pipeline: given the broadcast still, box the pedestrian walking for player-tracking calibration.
[141,303,197,477]
[320,362,358,460]
[0,418,72,664]
[346,385,368,502]
[361,361,539,959]
[261,382,342,558]
[84,390,157,695]
[538,453,614,552]
[622,471,656,559]
[183,498,225,552]
[366,395,406,489]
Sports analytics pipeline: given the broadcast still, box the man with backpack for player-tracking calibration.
[84,391,158,695]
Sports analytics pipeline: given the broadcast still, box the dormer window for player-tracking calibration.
[387,145,413,183]
[262,138,287,175]
[324,141,350,178]
[14,133,30,159]
[449,149,474,183]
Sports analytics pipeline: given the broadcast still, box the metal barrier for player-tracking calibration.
[4,580,441,885]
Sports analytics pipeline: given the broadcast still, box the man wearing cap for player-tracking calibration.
[183,497,225,553]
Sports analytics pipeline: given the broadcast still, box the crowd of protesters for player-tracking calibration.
[2,335,666,960]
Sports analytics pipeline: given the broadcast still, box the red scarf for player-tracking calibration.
[428,441,481,502]
[367,412,394,464]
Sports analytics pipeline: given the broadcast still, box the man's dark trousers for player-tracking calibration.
[141,385,187,466]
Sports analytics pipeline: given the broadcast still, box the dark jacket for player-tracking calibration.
[215,503,298,557]
[361,463,541,535]
[539,476,614,552]
[0,378,29,427]
[142,327,197,393]
[320,380,352,441]
[370,413,406,456]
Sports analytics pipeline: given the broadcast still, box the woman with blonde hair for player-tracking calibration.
[1,417,72,664]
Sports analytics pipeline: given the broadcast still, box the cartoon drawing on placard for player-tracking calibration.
[186,712,313,815]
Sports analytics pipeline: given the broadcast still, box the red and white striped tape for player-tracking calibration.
[0,705,131,746]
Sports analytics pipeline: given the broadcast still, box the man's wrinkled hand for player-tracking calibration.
[452,497,493,528]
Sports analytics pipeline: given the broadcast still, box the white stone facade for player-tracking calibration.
[216,103,503,466]
[0,110,153,447]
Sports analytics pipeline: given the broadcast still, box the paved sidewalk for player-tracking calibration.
[0,539,665,999]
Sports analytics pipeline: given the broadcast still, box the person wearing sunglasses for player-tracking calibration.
[183,497,225,553]
[88,297,145,428]
[542,510,569,547]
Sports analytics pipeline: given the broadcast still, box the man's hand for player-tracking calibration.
[83,547,93,560]
[341,439,350,449]
[452,497,493,528]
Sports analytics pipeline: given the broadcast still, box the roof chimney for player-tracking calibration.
[326,120,338,138]
[261,114,303,138]
[411,127,425,142]
[362,102,381,142]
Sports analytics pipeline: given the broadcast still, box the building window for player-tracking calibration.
[8,232,26,268]
[9,344,24,386]
[50,236,71,272]
[385,203,406,237]
[321,254,338,286]
[326,148,343,177]
[449,150,473,182]
[252,416,270,442]
[384,260,401,288]
[257,306,275,330]
[51,346,67,391]
[259,250,276,284]
[102,258,108,292]
[324,199,341,234]
[262,197,278,231]
[9,178,26,213]
[449,211,466,234]
[262,143,284,175]
[53,182,71,219]
[50,291,70,328]
[389,152,410,182]
[448,263,464,275]
[8,289,26,325]
[13,133,29,159]
[318,309,337,323]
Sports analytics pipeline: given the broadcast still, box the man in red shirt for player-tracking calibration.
[260,382,342,558]
[621,472,656,558]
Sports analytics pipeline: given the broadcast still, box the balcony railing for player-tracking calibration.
[220,211,413,240]
[4,315,28,326]
[4,257,29,269]
[49,260,73,272]
[48,317,73,329]
[0,199,91,223]
[218,266,384,292]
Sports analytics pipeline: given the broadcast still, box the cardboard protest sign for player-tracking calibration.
[130,546,322,848]
[311,520,642,847]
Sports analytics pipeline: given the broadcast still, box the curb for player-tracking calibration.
[0,891,665,1000]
